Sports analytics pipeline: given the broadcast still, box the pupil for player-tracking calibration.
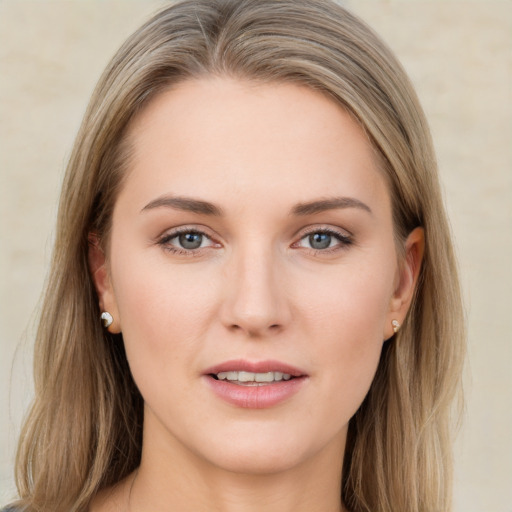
[179,232,203,249]
[309,233,331,250]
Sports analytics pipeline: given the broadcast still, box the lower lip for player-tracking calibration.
[204,376,307,409]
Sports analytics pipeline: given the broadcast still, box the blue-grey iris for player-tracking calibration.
[179,232,203,249]
[309,233,331,250]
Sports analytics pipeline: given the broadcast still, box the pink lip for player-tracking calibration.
[202,359,308,409]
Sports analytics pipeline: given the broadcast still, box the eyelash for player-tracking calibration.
[294,227,353,254]
[156,226,353,256]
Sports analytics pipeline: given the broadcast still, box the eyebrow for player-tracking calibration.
[141,194,372,217]
[141,195,223,216]
[291,197,372,216]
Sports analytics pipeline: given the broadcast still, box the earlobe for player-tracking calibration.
[88,233,121,333]
[386,227,425,338]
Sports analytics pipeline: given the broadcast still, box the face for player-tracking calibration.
[91,77,421,476]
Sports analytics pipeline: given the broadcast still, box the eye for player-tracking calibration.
[158,228,218,254]
[295,228,352,252]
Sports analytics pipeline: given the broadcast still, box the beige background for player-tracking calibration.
[1,1,511,510]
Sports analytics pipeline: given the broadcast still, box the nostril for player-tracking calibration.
[226,320,283,336]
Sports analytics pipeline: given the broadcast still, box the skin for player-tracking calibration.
[89,77,423,512]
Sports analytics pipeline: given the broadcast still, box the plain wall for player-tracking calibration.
[1,1,511,510]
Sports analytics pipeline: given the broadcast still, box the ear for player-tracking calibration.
[385,227,424,339]
[88,233,121,333]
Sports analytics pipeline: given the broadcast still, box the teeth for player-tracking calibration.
[216,371,292,383]
[238,371,254,382]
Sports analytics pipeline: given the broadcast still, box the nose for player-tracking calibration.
[220,244,291,338]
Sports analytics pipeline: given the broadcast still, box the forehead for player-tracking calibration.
[120,76,390,217]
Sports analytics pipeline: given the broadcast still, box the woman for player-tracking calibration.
[5,0,465,511]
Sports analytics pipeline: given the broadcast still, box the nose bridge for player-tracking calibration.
[222,237,288,336]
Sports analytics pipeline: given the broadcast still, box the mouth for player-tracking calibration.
[209,370,295,386]
[204,359,306,383]
[203,360,307,408]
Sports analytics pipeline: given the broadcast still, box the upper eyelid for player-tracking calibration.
[295,229,351,246]
[158,225,216,240]
[295,224,352,240]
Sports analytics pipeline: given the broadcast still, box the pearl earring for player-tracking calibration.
[392,319,400,333]
[101,311,113,328]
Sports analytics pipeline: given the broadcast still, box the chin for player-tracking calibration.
[192,425,330,476]
[208,446,306,476]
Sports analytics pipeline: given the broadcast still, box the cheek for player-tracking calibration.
[299,256,395,344]
[109,247,220,378]
[297,256,395,408]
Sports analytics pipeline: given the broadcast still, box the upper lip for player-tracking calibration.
[203,359,307,377]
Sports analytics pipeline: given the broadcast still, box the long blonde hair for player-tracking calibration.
[13,1,465,511]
